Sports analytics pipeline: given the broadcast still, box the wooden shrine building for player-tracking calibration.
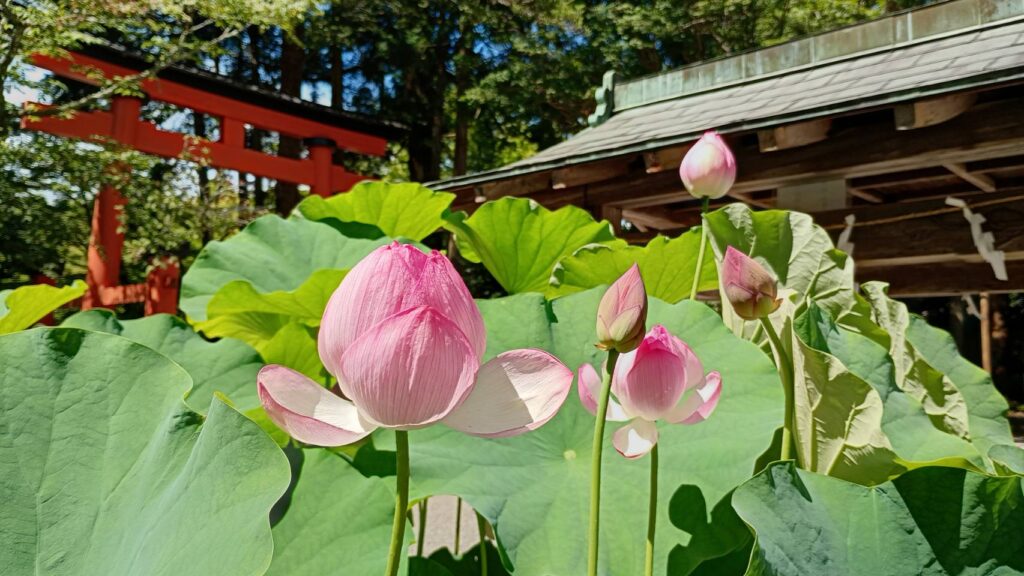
[433,0,1024,298]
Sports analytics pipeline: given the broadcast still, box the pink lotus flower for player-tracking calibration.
[722,246,781,320]
[258,242,573,445]
[578,325,721,458]
[679,131,736,200]
[596,263,647,353]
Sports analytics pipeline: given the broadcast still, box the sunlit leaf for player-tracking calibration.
[0,280,86,334]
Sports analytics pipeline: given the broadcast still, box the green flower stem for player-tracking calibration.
[688,196,711,301]
[588,349,621,576]
[644,443,659,576]
[454,497,463,555]
[476,512,489,576]
[384,430,410,576]
[416,498,428,556]
[759,318,796,465]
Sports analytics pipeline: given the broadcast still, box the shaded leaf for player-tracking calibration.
[734,462,1024,575]
[0,327,289,576]
[62,309,264,414]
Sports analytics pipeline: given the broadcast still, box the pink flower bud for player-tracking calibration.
[679,131,736,200]
[722,246,781,320]
[596,263,647,353]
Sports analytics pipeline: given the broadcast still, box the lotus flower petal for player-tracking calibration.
[612,418,659,459]
[665,371,722,425]
[320,243,487,380]
[612,325,689,421]
[679,131,736,200]
[444,349,573,438]
[338,306,478,428]
[257,364,376,446]
[596,263,647,353]
[577,363,630,422]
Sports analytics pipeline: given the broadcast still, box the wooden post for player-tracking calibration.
[144,257,180,316]
[83,96,140,309]
[306,137,337,197]
[980,292,992,373]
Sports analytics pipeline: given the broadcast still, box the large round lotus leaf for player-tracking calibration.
[61,309,264,413]
[295,181,455,242]
[267,448,399,575]
[733,462,1024,575]
[0,280,86,334]
[392,288,781,575]
[0,327,289,576]
[444,197,617,294]
[180,215,388,320]
[549,230,718,302]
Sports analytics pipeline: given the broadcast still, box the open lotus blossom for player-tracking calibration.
[722,246,781,321]
[595,263,648,353]
[679,130,736,200]
[578,325,722,458]
[258,242,574,445]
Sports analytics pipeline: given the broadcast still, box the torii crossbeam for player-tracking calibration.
[22,43,404,314]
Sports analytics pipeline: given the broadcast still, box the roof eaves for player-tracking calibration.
[430,68,1024,191]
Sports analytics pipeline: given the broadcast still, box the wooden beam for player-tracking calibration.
[863,260,1024,297]
[814,190,1024,265]
[758,118,831,152]
[643,145,690,174]
[894,92,976,131]
[847,187,883,203]
[602,205,623,234]
[552,157,633,190]
[622,207,694,230]
[943,162,997,192]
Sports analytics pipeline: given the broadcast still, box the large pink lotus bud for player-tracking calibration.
[679,131,736,200]
[722,246,781,320]
[596,263,647,353]
[577,325,722,459]
[258,242,573,444]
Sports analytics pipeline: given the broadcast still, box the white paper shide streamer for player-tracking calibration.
[944,197,1007,281]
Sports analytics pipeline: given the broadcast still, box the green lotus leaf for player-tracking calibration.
[382,288,780,575]
[0,327,289,576]
[62,309,264,414]
[180,214,388,321]
[445,197,617,293]
[733,461,1024,575]
[295,181,455,242]
[266,448,399,576]
[705,203,855,323]
[0,280,86,334]
[549,230,718,302]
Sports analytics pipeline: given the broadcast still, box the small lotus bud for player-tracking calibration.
[596,263,648,353]
[679,131,736,200]
[722,247,780,320]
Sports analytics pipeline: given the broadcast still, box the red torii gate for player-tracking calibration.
[22,43,404,314]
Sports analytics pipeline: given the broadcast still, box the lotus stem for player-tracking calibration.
[588,349,621,576]
[476,512,489,576]
[645,443,659,576]
[454,497,462,555]
[689,197,711,301]
[759,318,796,465]
[384,430,410,576]
[416,498,428,556]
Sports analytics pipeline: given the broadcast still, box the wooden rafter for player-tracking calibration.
[894,92,977,131]
[758,118,831,152]
[943,162,997,192]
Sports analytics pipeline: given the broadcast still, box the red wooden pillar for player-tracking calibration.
[305,137,337,197]
[83,96,140,309]
[145,256,180,315]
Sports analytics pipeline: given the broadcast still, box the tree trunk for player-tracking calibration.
[274,31,306,215]
[453,24,471,177]
[329,45,344,110]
